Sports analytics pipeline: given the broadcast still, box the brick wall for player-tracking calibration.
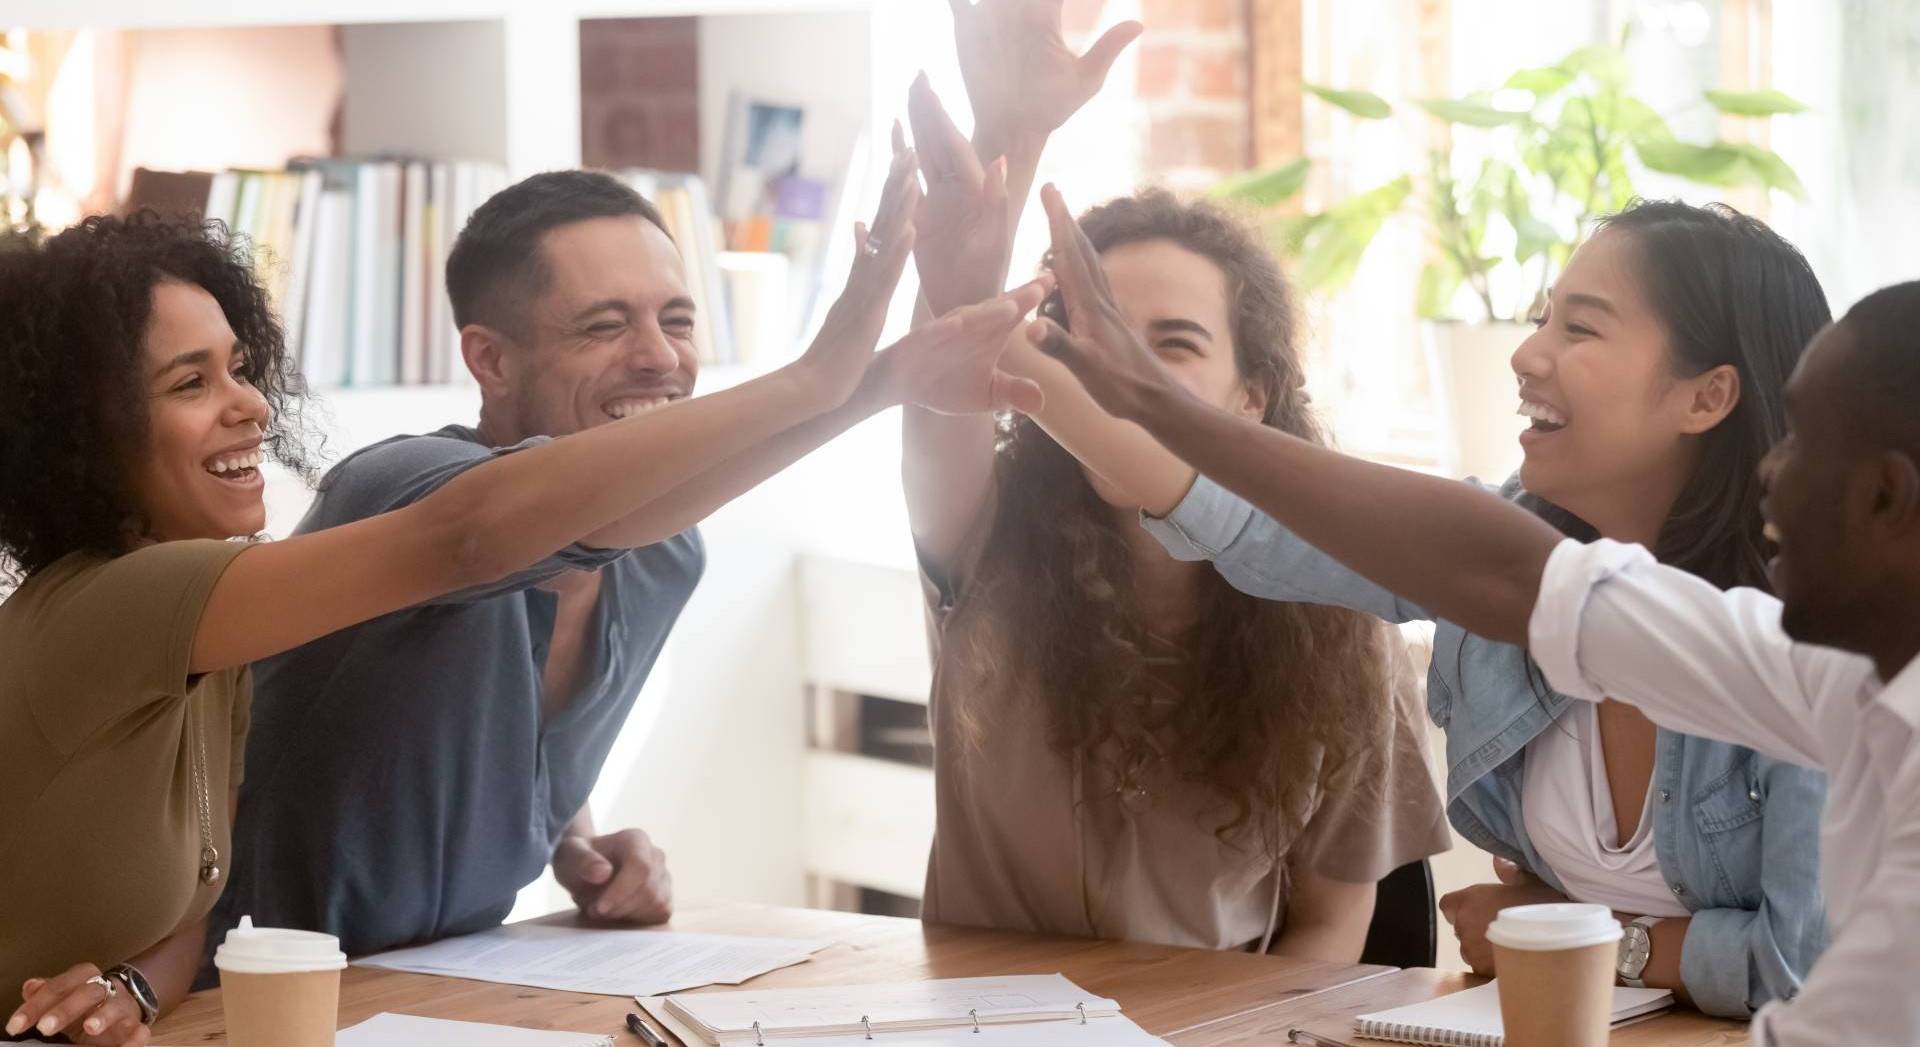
[579,17,701,174]
[1066,0,1252,185]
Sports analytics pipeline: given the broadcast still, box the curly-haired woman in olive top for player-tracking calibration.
[0,180,1041,1045]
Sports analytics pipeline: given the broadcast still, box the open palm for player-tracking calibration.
[904,78,1010,316]
[948,0,1142,144]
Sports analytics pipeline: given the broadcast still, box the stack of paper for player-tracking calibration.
[355,924,828,997]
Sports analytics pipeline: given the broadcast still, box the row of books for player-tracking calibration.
[615,170,737,367]
[131,159,508,388]
[127,160,748,387]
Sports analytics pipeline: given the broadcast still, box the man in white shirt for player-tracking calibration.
[1019,202,1920,1045]
[1526,286,1919,1040]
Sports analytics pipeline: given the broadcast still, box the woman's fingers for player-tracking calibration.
[907,73,983,193]
[1039,185,1098,308]
[22,978,111,1037]
[871,148,920,246]
[10,964,99,1035]
[78,992,142,1039]
[1078,21,1145,89]
[1025,316,1087,369]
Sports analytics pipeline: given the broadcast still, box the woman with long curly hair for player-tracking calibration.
[901,12,1448,959]
[0,168,1033,1044]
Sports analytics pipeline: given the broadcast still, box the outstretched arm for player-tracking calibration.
[1027,184,1560,645]
[187,162,1028,675]
[905,1,1141,573]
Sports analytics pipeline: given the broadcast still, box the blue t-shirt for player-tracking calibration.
[210,425,704,961]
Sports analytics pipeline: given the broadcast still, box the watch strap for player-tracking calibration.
[105,963,160,1025]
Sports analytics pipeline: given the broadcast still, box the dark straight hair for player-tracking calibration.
[1527,199,1832,592]
[444,170,670,343]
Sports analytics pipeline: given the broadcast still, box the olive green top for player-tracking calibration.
[0,539,251,1017]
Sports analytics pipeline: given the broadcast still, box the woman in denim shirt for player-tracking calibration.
[1031,198,1829,1017]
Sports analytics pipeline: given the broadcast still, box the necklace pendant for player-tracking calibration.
[200,847,222,885]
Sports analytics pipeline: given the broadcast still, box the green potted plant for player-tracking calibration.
[1216,36,1806,478]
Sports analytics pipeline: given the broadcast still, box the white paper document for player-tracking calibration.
[355,923,828,997]
[642,974,1169,1045]
[337,1012,613,1046]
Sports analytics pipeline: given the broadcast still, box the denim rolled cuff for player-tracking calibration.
[1680,906,1802,1018]
[1138,474,1255,562]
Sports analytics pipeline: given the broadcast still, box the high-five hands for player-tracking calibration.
[946,0,1142,148]
[874,278,1049,416]
[796,145,923,408]
[1025,184,1179,422]
[904,78,1011,317]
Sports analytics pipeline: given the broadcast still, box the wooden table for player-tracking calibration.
[153,904,1392,1045]
[1169,967,1751,1046]
[155,906,1751,1045]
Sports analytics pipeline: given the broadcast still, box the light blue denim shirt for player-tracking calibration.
[1141,474,1828,1018]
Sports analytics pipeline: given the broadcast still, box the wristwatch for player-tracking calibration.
[1616,916,1661,988]
[105,963,160,1026]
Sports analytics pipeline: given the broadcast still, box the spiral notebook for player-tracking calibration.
[640,974,1167,1045]
[1351,981,1673,1047]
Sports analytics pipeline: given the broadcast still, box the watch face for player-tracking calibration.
[1617,925,1652,976]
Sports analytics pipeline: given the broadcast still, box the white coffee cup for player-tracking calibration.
[1487,903,1622,1047]
[214,916,347,1047]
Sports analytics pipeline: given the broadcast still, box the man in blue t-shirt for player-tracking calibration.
[205,167,1037,962]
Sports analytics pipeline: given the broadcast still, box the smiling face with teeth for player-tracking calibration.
[127,280,274,542]
[1507,227,1743,539]
[468,216,698,444]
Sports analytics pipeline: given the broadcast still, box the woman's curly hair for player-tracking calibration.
[0,211,319,582]
[959,190,1397,855]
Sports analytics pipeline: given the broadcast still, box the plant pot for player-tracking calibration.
[1422,320,1530,483]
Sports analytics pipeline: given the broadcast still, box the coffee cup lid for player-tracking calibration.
[214,916,347,974]
[1485,903,1622,951]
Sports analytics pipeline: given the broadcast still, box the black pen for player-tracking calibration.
[626,1011,669,1047]
[1287,1030,1359,1047]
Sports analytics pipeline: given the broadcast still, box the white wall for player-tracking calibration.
[339,21,510,166]
[116,26,340,193]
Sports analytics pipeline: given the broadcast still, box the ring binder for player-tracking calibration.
[654,973,1137,1044]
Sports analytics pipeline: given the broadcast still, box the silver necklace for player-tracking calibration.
[190,702,221,885]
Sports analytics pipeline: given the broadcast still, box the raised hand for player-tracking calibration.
[795,145,922,408]
[8,965,151,1046]
[947,0,1142,148]
[904,76,1011,316]
[1024,184,1178,421]
[874,277,1050,416]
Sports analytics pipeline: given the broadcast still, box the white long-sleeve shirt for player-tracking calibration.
[1529,538,1920,1046]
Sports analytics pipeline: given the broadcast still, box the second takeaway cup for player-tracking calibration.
[214,915,347,1047]
[1487,902,1622,1047]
